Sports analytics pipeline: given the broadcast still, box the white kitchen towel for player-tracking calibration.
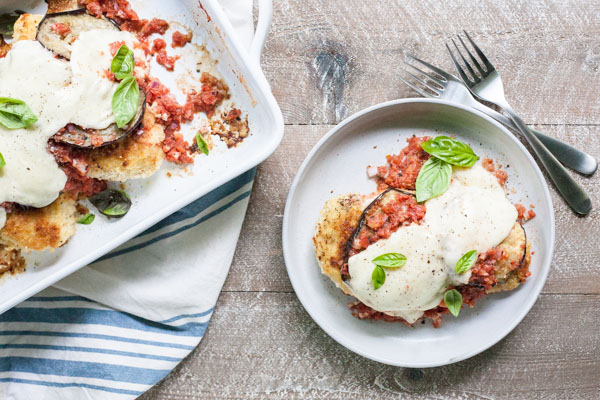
[0,1,256,399]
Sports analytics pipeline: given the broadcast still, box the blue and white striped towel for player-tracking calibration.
[0,1,256,398]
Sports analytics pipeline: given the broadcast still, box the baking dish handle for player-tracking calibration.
[248,0,272,65]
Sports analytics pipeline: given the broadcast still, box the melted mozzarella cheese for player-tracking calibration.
[426,164,518,285]
[70,30,141,129]
[347,162,517,323]
[348,224,447,323]
[0,30,145,231]
[0,41,73,210]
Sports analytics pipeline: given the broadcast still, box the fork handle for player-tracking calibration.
[502,107,592,215]
[477,106,597,175]
[531,129,597,175]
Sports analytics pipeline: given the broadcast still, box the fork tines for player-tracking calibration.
[446,31,494,87]
[399,55,448,98]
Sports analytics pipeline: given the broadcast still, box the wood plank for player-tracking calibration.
[223,124,600,294]
[140,292,600,399]
[263,0,600,125]
[142,1,600,397]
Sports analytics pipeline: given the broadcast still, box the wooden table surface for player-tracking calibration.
[142,0,600,398]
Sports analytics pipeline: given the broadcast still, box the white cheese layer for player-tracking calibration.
[347,162,517,323]
[0,30,144,231]
[0,41,72,210]
[70,29,141,129]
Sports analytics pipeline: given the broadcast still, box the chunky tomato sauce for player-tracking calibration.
[340,192,426,278]
[346,136,530,328]
[349,247,508,328]
[48,141,107,197]
[374,136,431,191]
[139,72,227,164]
[172,31,193,48]
[50,22,71,37]
[109,40,125,56]
[78,0,237,165]
[151,39,178,70]
[482,157,508,186]
[515,203,536,221]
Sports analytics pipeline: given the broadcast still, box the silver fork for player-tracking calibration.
[399,56,597,177]
[446,31,591,215]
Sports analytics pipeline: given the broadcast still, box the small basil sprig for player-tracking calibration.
[0,152,5,168]
[111,45,135,80]
[455,250,477,274]
[371,265,386,290]
[77,213,95,225]
[110,45,140,128]
[421,136,479,167]
[371,252,407,289]
[444,289,462,317]
[89,189,132,218]
[0,97,38,129]
[415,157,452,202]
[112,76,139,128]
[372,253,406,268]
[196,133,209,155]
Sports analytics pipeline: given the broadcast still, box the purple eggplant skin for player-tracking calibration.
[36,8,120,60]
[52,89,146,148]
[38,9,145,148]
[341,187,416,280]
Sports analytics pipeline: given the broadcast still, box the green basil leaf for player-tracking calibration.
[77,213,95,225]
[372,253,407,269]
[196,132,209,155]
[118,189,131,200]
[111,45,135,80]
[444,289,462,317]
[372,266,386,290]
[103,205,129,216]
[421,136,479,167]
[415,157,452,202]
[112,76,139,128]
[0,152,5,168]
[89,189,132,219]
[0,97,38,129]
[0,11,24,36]
[455,250,477,274]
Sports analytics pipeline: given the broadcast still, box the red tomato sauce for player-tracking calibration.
[172,31,193,48]
[48,141,108,197]
[77,0,239,165]
[374,135,431,191]
[51,22,71,37]
[346,136,530,328]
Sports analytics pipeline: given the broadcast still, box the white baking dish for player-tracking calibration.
[0,0,283,313]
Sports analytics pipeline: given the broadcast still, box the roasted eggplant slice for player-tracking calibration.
[487,222,530,293]
[342,188,417,279]
[53,89,146,148]
[36,9,119,59]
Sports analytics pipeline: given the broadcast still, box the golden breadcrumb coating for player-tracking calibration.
[0,194,79,252]
[313,194,364,295]
[313,193,531,298]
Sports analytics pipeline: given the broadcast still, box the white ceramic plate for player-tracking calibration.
[283,99,555,367]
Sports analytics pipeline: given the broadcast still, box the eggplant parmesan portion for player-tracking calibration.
[52,89,146,148]
[36,9,119,59]
[313,136,533,328]
[314,192,530,327]
[0,0,247,277]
